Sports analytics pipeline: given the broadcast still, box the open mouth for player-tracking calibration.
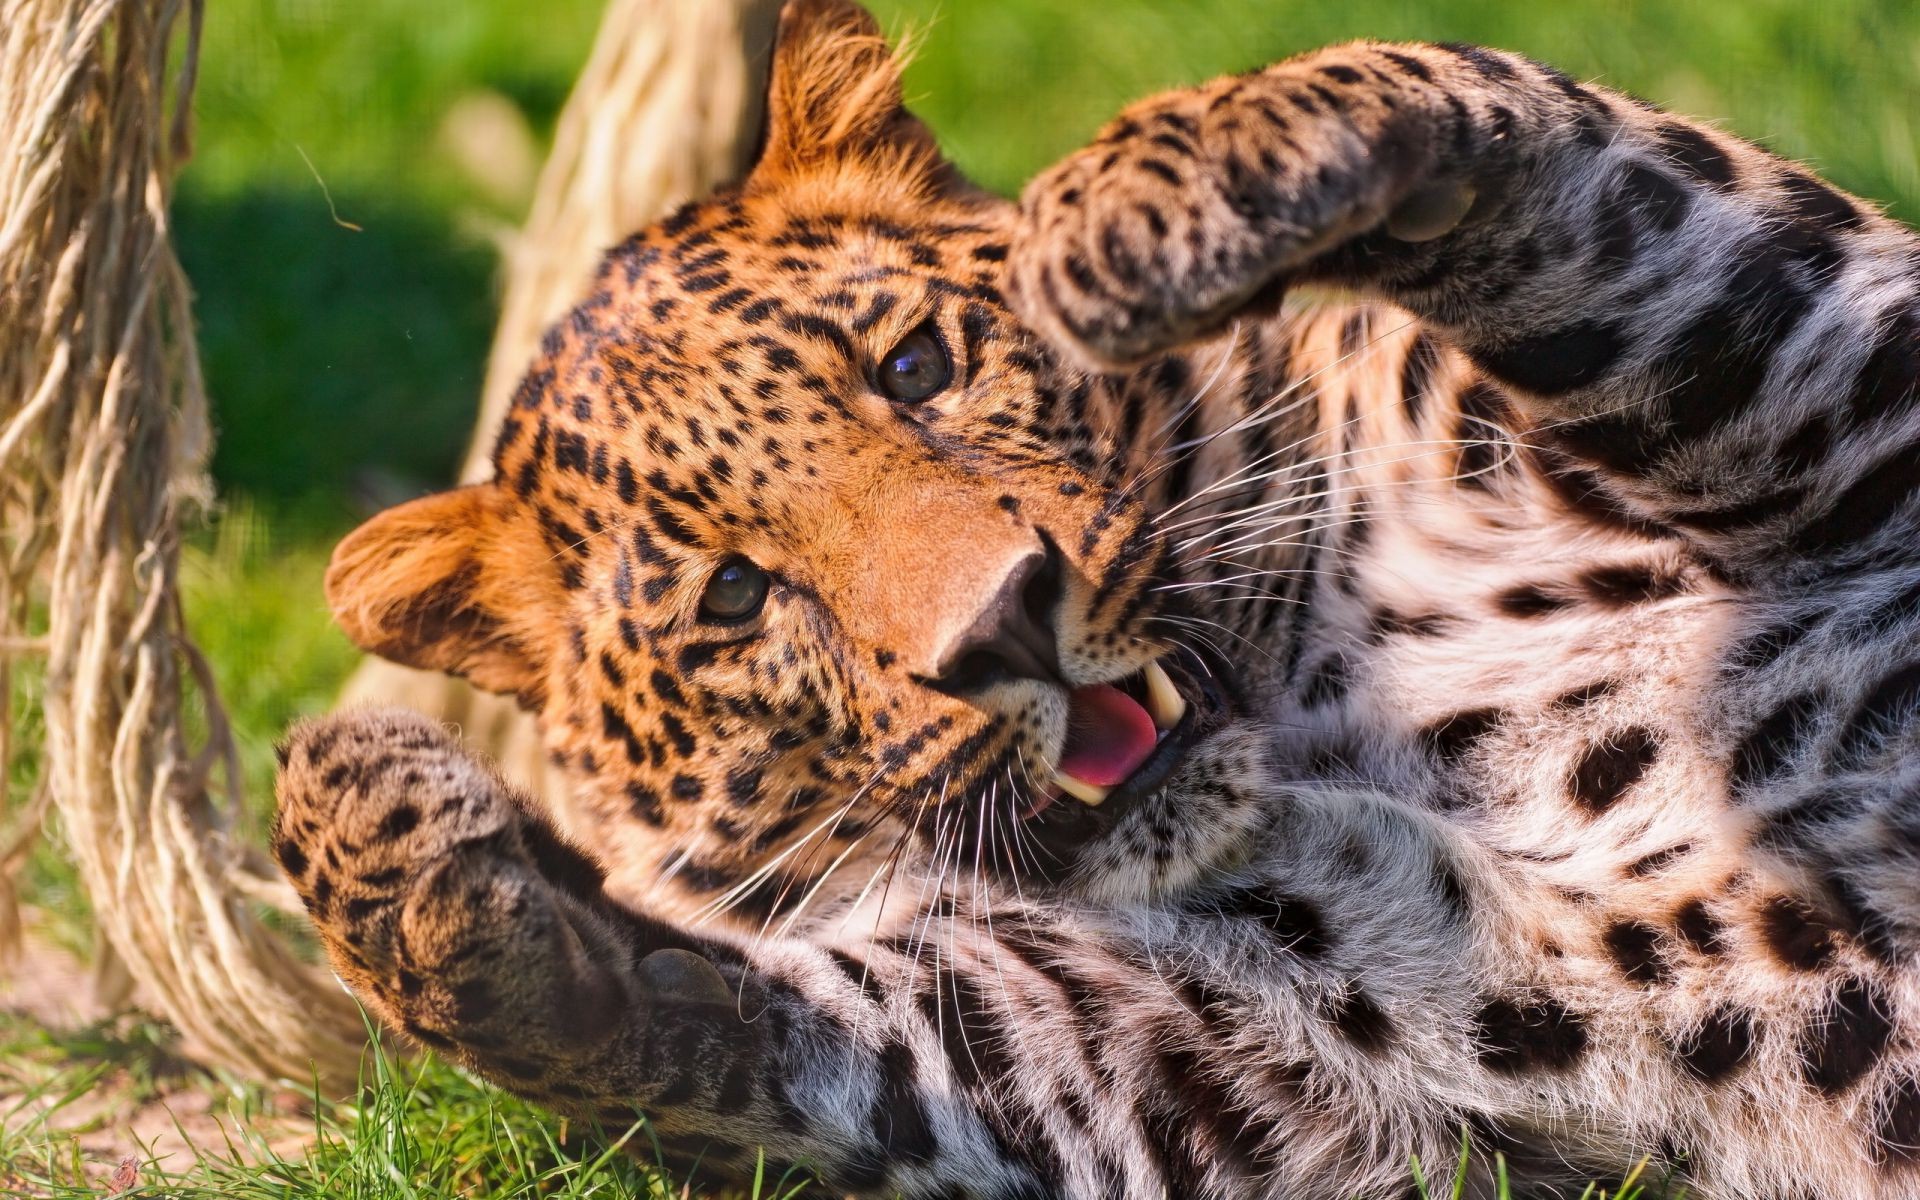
[1021,648,1224,829]
[1046,660,1189,808]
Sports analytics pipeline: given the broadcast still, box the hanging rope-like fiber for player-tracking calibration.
[343,0,783,814]
[2,0,783,1085]
[0,0,364,1080]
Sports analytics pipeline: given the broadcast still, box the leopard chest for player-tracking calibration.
[1271,521,1749,906]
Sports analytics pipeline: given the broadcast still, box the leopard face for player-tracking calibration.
[324,0,1256,918]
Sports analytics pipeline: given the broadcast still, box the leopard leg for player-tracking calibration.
[272,710,749,1160]
[273,707,1063,1198]
[1008,40,1920,577]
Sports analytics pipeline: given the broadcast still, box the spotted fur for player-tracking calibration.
[276,3,1920,1196]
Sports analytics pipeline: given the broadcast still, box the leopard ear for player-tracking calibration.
[326,484,548,706]
[747,0,951,189]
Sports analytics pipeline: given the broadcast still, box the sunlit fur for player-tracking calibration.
[280,3,1920,1197]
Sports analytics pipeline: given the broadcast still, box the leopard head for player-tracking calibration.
[326,0,1258,921]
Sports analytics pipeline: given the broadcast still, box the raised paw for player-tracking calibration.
[1006,42,1507,368]
[271,708,770,1138]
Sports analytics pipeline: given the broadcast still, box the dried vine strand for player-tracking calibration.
[0,0,362,1081]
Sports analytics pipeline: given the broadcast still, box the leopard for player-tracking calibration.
[271,1,1920,1196]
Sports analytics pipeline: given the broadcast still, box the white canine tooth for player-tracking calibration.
[1051,769,1111,807]
[1143,659,1187,730]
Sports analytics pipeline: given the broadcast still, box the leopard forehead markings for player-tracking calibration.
[286,2,1920,1196]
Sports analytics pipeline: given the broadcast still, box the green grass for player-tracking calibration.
[880,0,1920,210]
[177,503,363,821]
[181,0,604,505]
[10,0,1920,1192]
[1410,1135,1680,1200]
[16,507,355,958]
[0,1000,1656,1200]
[0,1010,810,1199]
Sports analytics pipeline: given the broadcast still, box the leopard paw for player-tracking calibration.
[1006,44,1496,369]
[276,714,796,1186]
[272,707,633,1059]
[273,706,771,1128]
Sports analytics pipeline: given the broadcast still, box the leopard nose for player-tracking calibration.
[930,536,1064,695]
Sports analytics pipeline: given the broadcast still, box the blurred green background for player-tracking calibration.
[169,0,1920,821]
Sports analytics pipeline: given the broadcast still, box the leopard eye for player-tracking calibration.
[700,559,769,623]
[876,322,950,402]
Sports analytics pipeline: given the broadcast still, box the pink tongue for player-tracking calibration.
[1058,684,1159,788]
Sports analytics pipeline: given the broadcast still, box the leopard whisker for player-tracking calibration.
[1169,370,1673,539]
[1149,614,1281,666]
[1004,758,1051,878]
[901,777,959,989]
[1149,398,1521,541]
[1129,312,1412,483]
[845,776,943,1016]
[1160,559,1372,596]
[1172,491,1432,560]
[1157,438,1523,542]
[974,786,1025,1023]
[770,827,879,941]
[1178,523,1410,571]
[1165,314,1422,463]
[1179,512,1381,564]
[991,762,1036,880]
[694,775,882,925]
[1146,319,1247,443]
[1143,316,1423,517]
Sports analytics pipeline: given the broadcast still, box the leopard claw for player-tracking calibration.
[638,947,734,1007]
[1387,179,1478,242]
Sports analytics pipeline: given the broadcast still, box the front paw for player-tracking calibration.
[1007,45,1486,369]
[272,708,630,1056]
[272,709,753,1114]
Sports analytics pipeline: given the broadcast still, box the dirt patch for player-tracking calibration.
[1,930,316,1191]
[2,932,95,1027]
